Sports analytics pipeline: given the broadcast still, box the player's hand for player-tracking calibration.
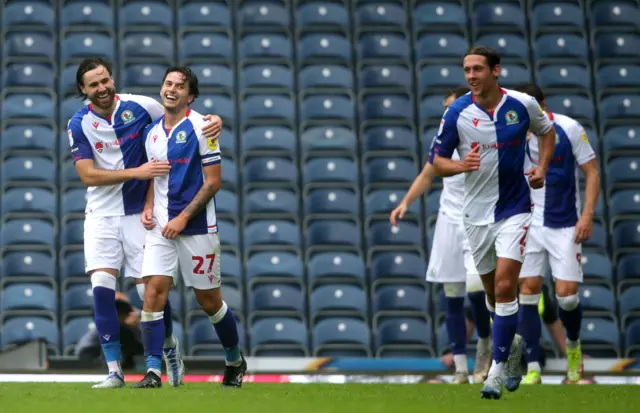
[390,202,408,226]
[202,114,222,139]
[162,216,188,240]
[462,145,480,172]
[134,160,171,180]
[525,166,546,189]
[141,207,155,230]
[575,215,593,244]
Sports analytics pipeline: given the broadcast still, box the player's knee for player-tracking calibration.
[555,280,579,297]
[519,277,542,295]
[90,271,117,290]
[194,288,223,315]
[556,293,580,312]
[494,277,517,301]
[519,293,541,306]
[444,282,466,297]
[466,275,484,293]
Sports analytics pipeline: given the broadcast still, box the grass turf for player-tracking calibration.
[0,383,636,413]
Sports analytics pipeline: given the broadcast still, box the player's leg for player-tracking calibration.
[467,273,492,383]
[549,227,584,383]
[178,233,247,388]
[444,282,469,382]
[131,227,179,388]
[122,214,183,385]
[84,216,126,388]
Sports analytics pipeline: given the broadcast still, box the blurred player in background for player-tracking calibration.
[430,46,556,399]
[514,83,600,385]
[390,87,492,384]
[132,67,246,389]
[68,57,223,388]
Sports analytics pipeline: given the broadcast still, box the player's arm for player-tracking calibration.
[571,125,601,242]
[430,109,471,177]
[390,162,435,225]
[526,97,556,173]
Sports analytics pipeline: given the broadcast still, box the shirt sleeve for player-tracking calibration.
[524,95,554,136]
[197,123,221,166]
[568,122,597,165]
[427,108,460,164]
[68,117,94,164]
[137,95,165,122]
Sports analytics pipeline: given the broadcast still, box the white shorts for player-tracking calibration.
[84,214,145,278]
[426,212,479,283]
[141,226,222,290]
[464,213,532,275]
[520,225,583,282]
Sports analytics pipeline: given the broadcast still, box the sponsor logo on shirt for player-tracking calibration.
[580,131,589,143]
[207,137,218,151]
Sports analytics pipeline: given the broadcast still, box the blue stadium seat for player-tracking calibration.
[357,33,410,61]
[367,221,423,251]
[2,63,55,91]
[537,64,591,90]
[312,318,372,357]
[305,188,359,217]
[62,284,93,321]
[300,65,354,90]
[413,2,467,34]
[307,252,366,288]
[300,94,356,125]
[1,251,55,282]
[578,285,616,319]
[121,64,167,90]
[364,189,421,219]
[619,287,640,329]
[240,33,293,61]
[2,32,55,61]
[372,285,429,322]
[61,158,83,189]
[241,126,296,157]
[533,34,589,62]
[359,65,411,91]
[120,32,174,62]
[581,251,614,287]
[617,254,640,294]
[625,319,640,357]
[300,126,357,154]
[221,157,237,190]
[420,94,449,121]
[472,3,526,36]
[191,94,235,124]
[213,189,238,218]
[220,252,242,288]
[63,317,94,354]
[60,252,86,286]
[2,2,55,30]
[583,221,607,250]
[593,33,640,61]
[218,220,240,251]
[243,222,302,254]
[249,284,305,322]
[356,3,407,27]
[185,286,243,326]
[360,94,413,123]
[297,33,351,64]
[613,220,640,255]
[609,189,640,225]
[591,3,640,29]
[607,157,640,192]
[497,64,533,87]
[596,65,640,93]
[1,317,59,353]
[245,251,304,286]
[1,219,55,253]
[1,125,55,155]
[240,94,295,125]
[1,187,56,221]
[0,284,57,320]
[530,3,584,35]
[243,188,299,218]
[187,318,246,356]
[179,33,233,62]
[544,94,595,121]
[310,284,368,324]
[1,94,55,124]
[61,2,114,30]
[305,220,362,255]
[426,189,442,220]
[302,157,358,187]
[370,252,427,287]
[418,65,465,93]
[61,32,115,64]
[363,157,417,188]
[237,3,290,29]
[178,3,231,29]
[243,157,298,188]
[375,318,434,357]
[362,126,417,154]
[475,34,530,62]
[240,64,293,90]
[600,95,640,125]
[296,2,350,29]
[416,33,469,62]
[61,219,84,248]
[580,317,621,358]
[119,2,174,31]
[2,156,55,189]
[250,318,309,357]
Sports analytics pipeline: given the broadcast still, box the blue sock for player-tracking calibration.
[141,312,165,373]
[467,291,491,339]
[518,303,541,364]
[492,301,519,363]
[163,299,174,340]
[558,300,582,342]
[445,296,467,355]
[92,283,121,367]
[210,302,241,364]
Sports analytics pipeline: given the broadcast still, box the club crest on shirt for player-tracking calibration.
[176,131,187,144]
[121,110,135,124]
[505,110,519,125]
[207,137,218,150]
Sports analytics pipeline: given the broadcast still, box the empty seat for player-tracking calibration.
[473,4,526,35]
[497,64,532,87]
[533,34,589,62]
[250,317,309,356]
[363,157,417,187]
[300,126,357,154]
[607,157,640,191]
[613,220,640,252]
[2,251,55,281]
[306,220,362,253]
[296,2,350,29]
[580,317,621,357]
[418,65,465,93]
[240,94,295,125]
[600,95,640,124]
[191,94,235,124]
[593,33,640,61]
[122,64,168,89]
[297,33,351,64]
[475,34,529,62]
[1,125,55,154]
[61,2,114,29]
[178,3,231,29]
[596,65,640,92]
[619,287,640,328]
[367,221,423,250]
[625,319,640,356]
[299,65,354,90]
[243,157,298,188]
[591,3,640,29]
[312,318,371,357]
[249,284,305,322]
[120,32,174,62]
[360,65,412,91]
[3,32,55,61]
[300,94,355,125]
[62,284,94,319]
[2,3,55,30]
[2,63,55,91]
[243,221,301,253]
[217,220,240,250]
[357,33,410,61]
[302,157,358,187]
[373,285,429,321]
[305,188,358,217]
[63,317,94,354]
[416,33,469,62]
[307,252,366,288]
[187,318,246,356]
[362,126,418,154]
[1,188,56,219]
[61,32,115,64]
[581,252,614,287]
[119,2,174,31]
[360,94,413,123]
[544,94,595,121]
[240,64,293,90]
[1,94,55,124]
[179,33,233,62]
[356,3,406,27]
[609,189,640,222]
[365,189,421,219]
[1,317,59,353]
[245,251,304,286]
[578,285,616,318]
[1,219,55,251]
[0,284,57,319]
[240,33,293,61]
[530,4,584,35]
[237,3,290,29]
[243,188,299,217]
[413,2,466,33]
[375,318,434,357]
[537,64,591,90]
[371,251,427,286]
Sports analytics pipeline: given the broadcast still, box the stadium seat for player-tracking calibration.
[2,2,55,30]
[1,125,55,155]
[360,65,411,92]
[240,33,293,61]
[178,3,231,30]
[119,2,174,31]
[122,64,168,90]
[472,4,526,37]
[474,34,530,62]
[300,126,357,154]
[599,95,640,127]
[245,251,304,287]
[179,32,233,62]
[1,219,55,253]
[61,32,115,65]
[187,318,246,357]
[625,319,640,357]
[413,2,467,35]
[370,251,427,287]
[248,284,305,323]
[580,317,621,358]
[619,286,640,329]
[310,285,368,324]
[2,63,55,91]
[375,318,435,358]
[250,318,309,357]
[609,189,640,227]
[240,64,294,90]
[297,33,351,65]
[240,94,295,126]
[544,94,595,122]
[533,34,589,62]
[498,64,533,87]
[217,220,240,251]
[583,221,607,251]
[243,188,299,218]
[617,254,640,294]
[596,65,640,94]
[60,251,87,287]
[360,93,413,123]
[418,64,465,93]
[120,32,174,63]
[300,65,354,91]
[593,33,640,61]
[356,3,406,28]
[364,189,421,219]
[613,221,640,257]
[0,284,57,321]
[362,126,417,154]
[372,285,430,325]
[581,252,614,288]
[312,318,372,357]
[190,64,234,91]
[363,157,417,189]
[191,94,235,124]
[300,94,356,125]
[61,2,114,30]
[185,286,243,327]
[607,157,640,193]
[241,126,297,158]
[63,317,94,354]
[62,284,93,322]
[590,3,640,30]
[537,64,591,90]
[578,285,616,319]
[302,157,358,187]
[1,251,55,283]
[243,157,298,189]
[304,188,359,217]
[237,3,290,29]
[530,4,584,35]
[357,33,410,61]
[1,94,55,124]
[307,252,366,289]
[2,32,55,62]
[367,221,423,252]
[1,188,56,220]
[296,2,350,30]
[305,219,362,256]
[1,317,59,354]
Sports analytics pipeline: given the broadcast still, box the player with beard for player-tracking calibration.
[68,57,223,388]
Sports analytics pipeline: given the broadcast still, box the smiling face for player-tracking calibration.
[463,54,500,98]
[160,71,193,112]
[80,65,116,112]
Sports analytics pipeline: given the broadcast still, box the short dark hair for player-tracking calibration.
[464,46,501,69]
[514,83,545,105]
[76,57,113,98]
[445,87,470,100]
[162,66,200,100]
